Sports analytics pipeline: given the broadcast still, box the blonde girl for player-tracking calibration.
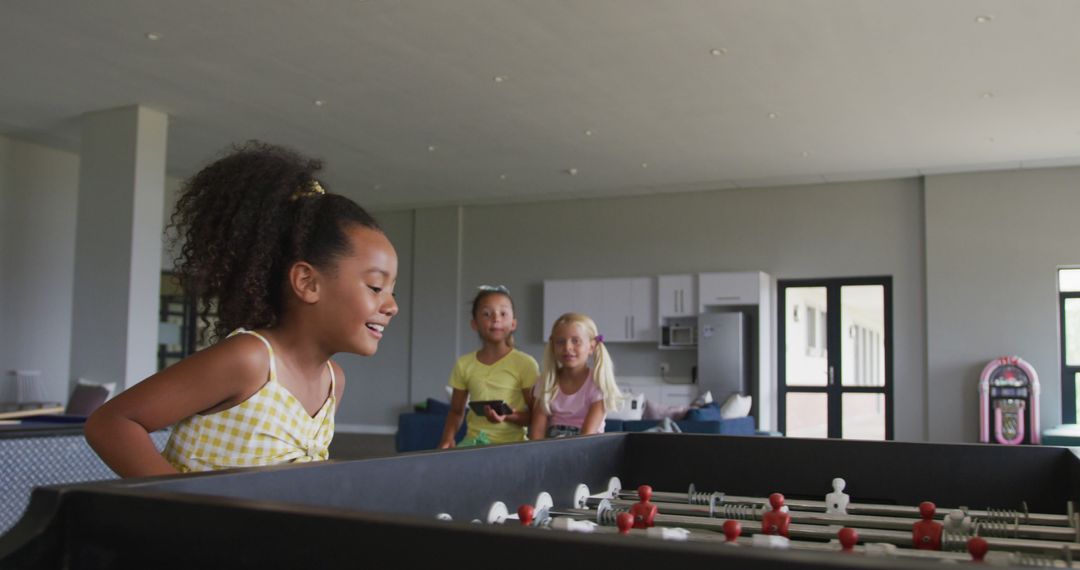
[530,313,622,439]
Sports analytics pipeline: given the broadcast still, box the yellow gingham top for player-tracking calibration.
[162,329,336,472]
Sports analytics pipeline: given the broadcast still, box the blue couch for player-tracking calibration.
[395,399,756,452]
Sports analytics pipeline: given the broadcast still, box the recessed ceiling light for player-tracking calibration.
[145,32,162,41]
[767,112,779,119]
[493,75,508,83]
[975,15,993,23]
[566,168,579,176]
[584,130,594,136]
[313,99,325,107]
[641,162,648,169]
[373,184,382,191]
[710,48,727,56]
[981,92,995,99]
[801,151,811,157]
[499,174,507,180]
[427,145,437,152]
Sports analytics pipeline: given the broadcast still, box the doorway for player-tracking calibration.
[778,277,893,439]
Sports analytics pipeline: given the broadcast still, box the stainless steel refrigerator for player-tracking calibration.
[697,312,751,405]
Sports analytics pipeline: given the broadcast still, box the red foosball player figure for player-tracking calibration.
[838,527,859,553]
[616,512,635,535]
[761,493,791,537]
[912,501,943,550]
[517,504,535,527]
[722,520,742,544]
[629,485,658,529]
[967,536,989,563]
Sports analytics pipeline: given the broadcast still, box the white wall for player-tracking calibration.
[7,130,1079,443]
[0,136,10,398]
[454,178,928,441]
[925,167,1080,442]
[0,136,80,405]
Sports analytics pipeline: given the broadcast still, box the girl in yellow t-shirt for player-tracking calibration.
[438,286,539,447]
[85,141,400,477]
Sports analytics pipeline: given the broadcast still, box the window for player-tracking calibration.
[1059,268,1080,423]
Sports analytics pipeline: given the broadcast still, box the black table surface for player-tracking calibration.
[2,433,1078,569]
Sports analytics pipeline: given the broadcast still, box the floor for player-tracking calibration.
[328,432,398,460]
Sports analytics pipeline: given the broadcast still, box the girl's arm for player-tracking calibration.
[580,400,606,435]
[437,389,468,449]
[84,335,268,477]
[529,402,549,440]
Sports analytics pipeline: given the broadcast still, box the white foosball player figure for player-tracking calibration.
[942,508,973,534]
[825,478,850,515]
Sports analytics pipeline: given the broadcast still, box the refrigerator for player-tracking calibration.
[696,312,752,406]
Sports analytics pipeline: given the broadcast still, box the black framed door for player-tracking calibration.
[778,277,893,440]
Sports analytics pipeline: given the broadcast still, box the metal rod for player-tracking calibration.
[591,497,1077,541]
[633,489,1073,527]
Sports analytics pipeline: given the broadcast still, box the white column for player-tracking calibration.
[69,105,168,391]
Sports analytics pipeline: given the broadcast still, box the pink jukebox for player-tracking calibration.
[979,356,1040,445]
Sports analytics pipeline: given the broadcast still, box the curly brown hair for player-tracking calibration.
[169,141,381,342]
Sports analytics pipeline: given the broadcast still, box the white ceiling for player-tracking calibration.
[3,1,1079,210]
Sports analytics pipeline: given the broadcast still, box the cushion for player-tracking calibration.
[642,400,689,421]
[720,394,752,420]
[684,402,722,422]
[424,398,452,415]
[65,380,114,416]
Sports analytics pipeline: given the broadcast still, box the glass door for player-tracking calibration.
[778,277,893,440]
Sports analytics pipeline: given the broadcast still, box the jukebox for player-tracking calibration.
[978,356,1040,445]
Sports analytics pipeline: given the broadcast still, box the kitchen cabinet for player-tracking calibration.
[657,274,697,320]
[697,271,766,310]
[542,278,657,342]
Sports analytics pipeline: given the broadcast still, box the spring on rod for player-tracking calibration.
[940,530,972,553]
[976,508,1019,538]
[1013,552,1058,567]
[596,500,630,526]
[717,502,759,522]
[973,519,1015,538]
[688,490,724,506]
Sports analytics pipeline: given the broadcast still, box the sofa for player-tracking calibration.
[395,399,756,452]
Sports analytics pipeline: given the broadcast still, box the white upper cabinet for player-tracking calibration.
[657,274,697,320]
[542,278,657,343]
[697,271,766,310]
[541,279,578,339]
[628,277,658,342]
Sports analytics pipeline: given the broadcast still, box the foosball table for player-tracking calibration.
[2,433,1078,568]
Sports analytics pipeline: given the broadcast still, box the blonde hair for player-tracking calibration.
[536,313,622,414]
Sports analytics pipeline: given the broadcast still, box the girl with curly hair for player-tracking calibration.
[87,141,399,477]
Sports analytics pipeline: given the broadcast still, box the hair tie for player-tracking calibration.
[595,334,604,343]
[290,180,326,201]
[477,284,510,294]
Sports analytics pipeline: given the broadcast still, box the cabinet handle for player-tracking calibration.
[673,290,679,313]
[828,366,835,386]
[715,295,740,301]
[679,290,684,313]
[631,315,635,338]
[625,316,629,339]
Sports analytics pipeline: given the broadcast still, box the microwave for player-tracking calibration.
[662,325,697,346]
